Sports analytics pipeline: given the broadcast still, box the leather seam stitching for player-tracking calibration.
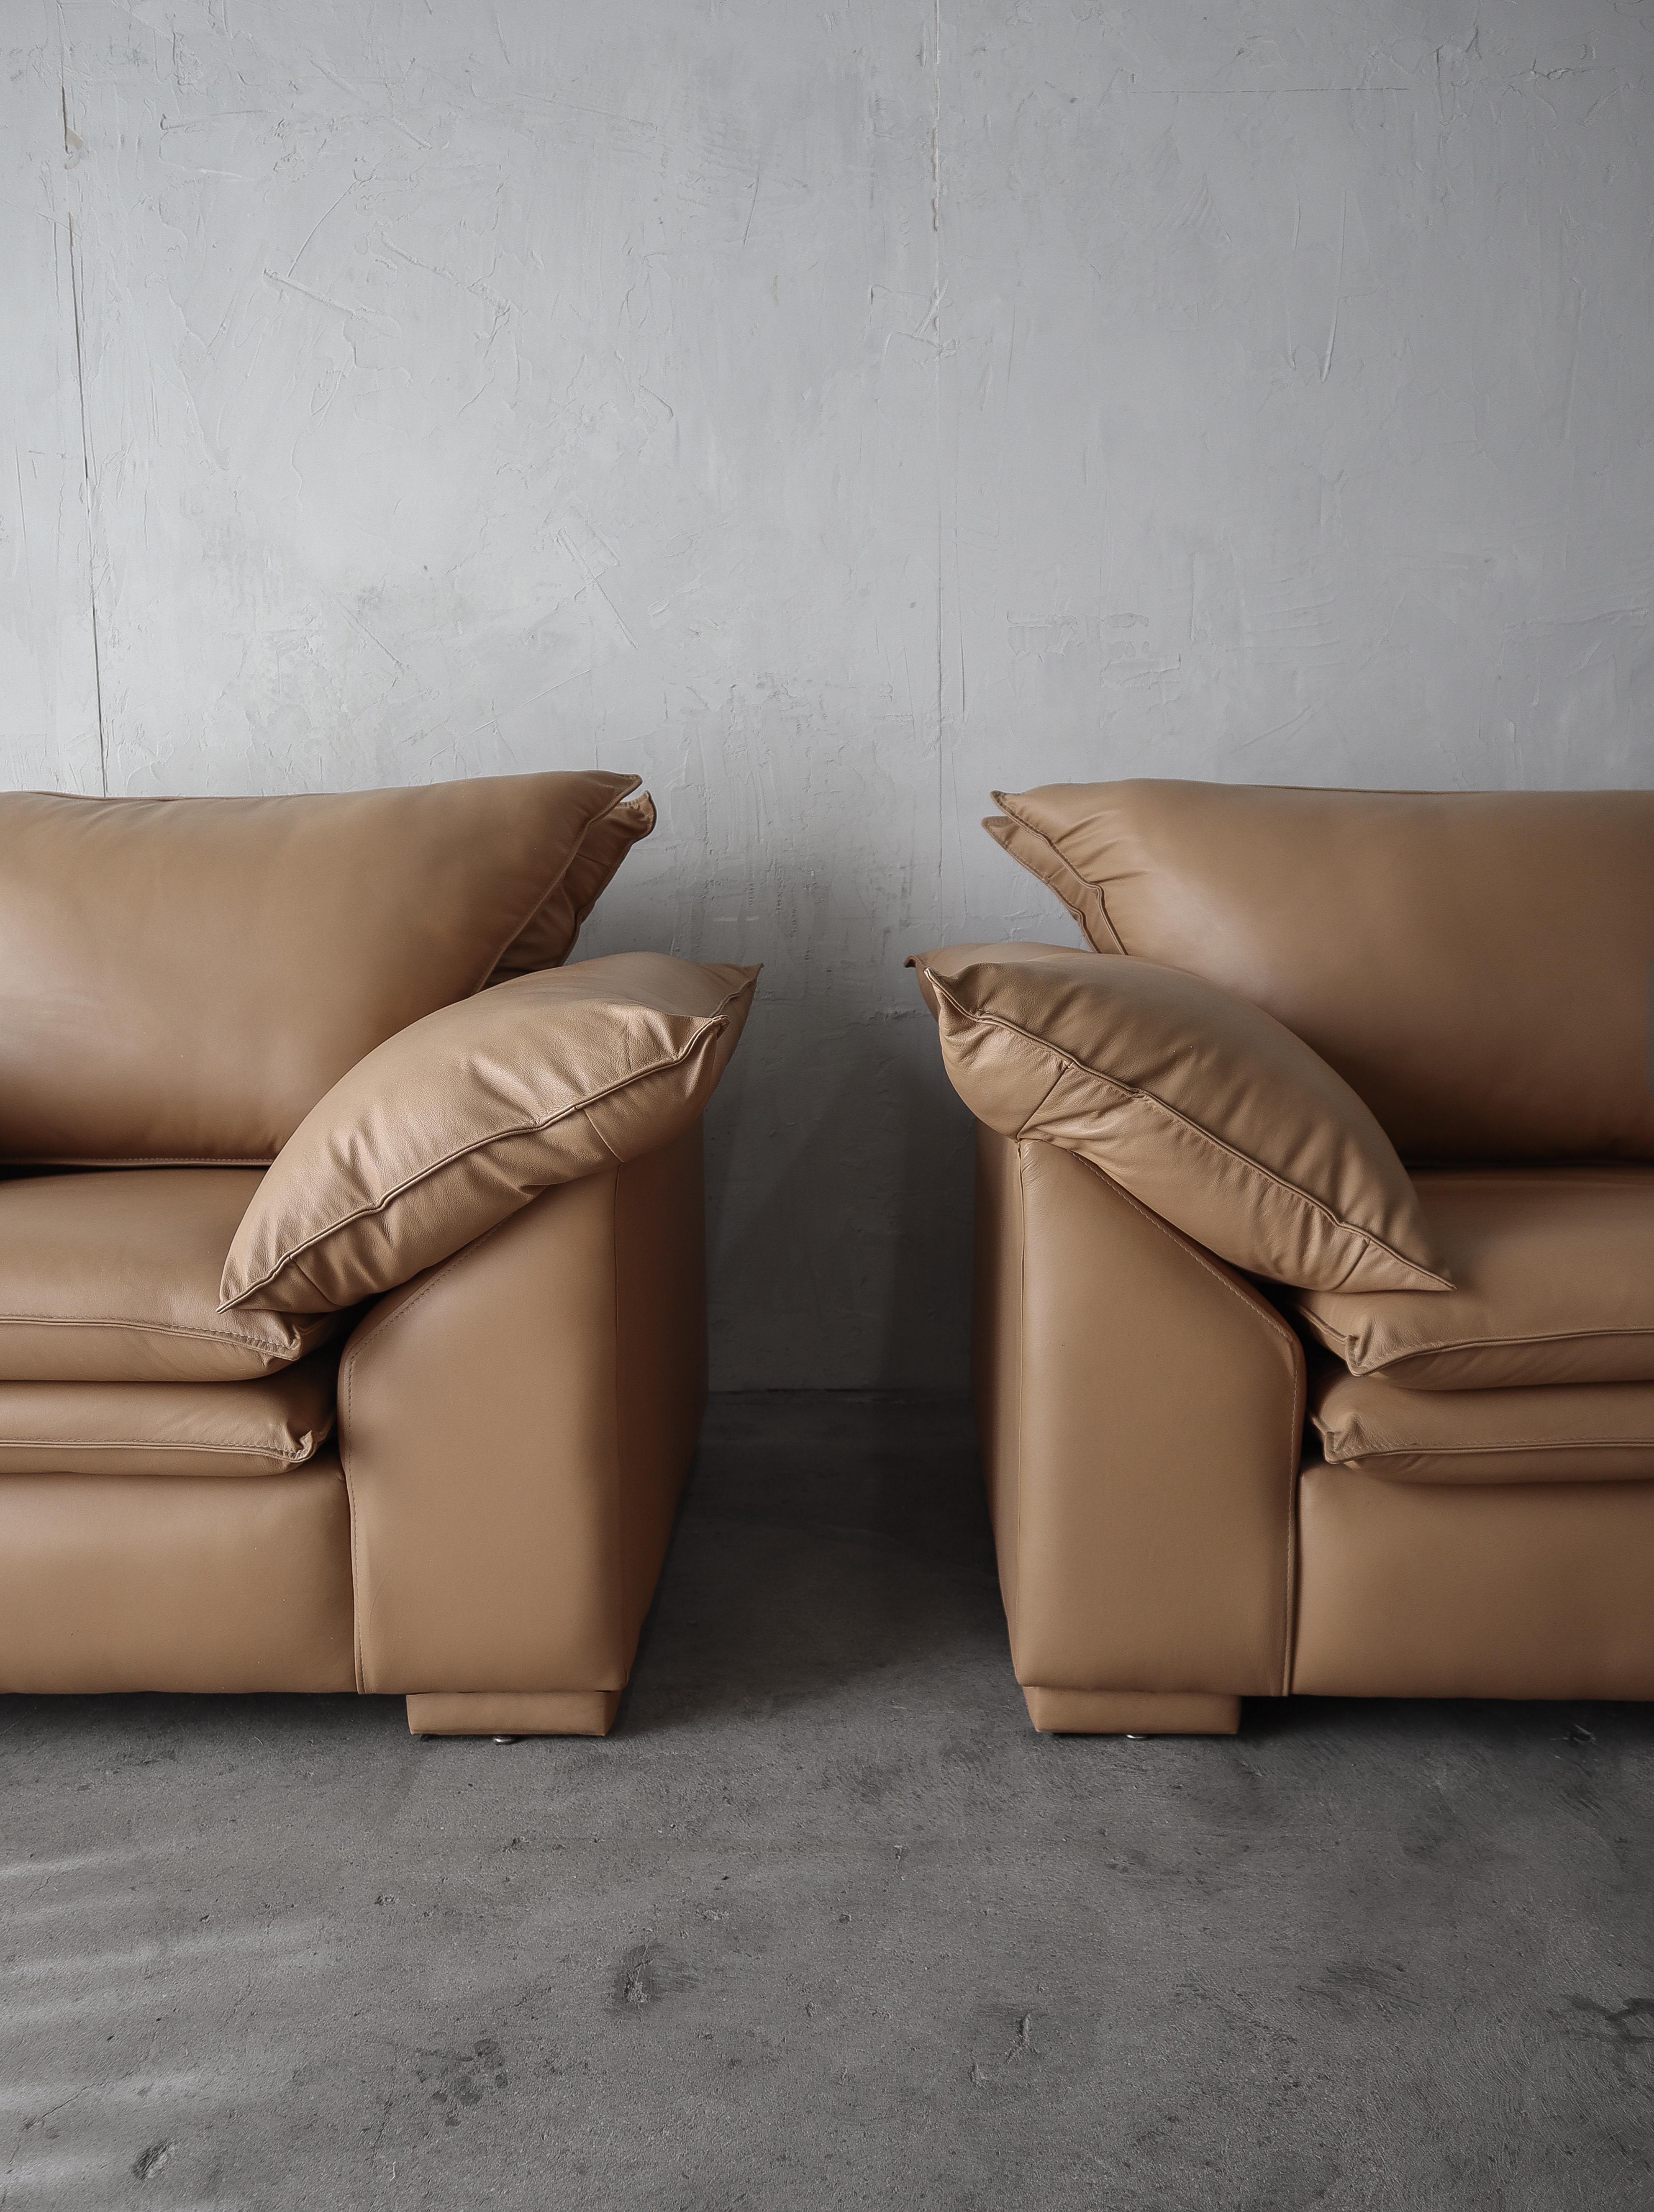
[1010,1138,1029,1666]
[0,1157,274,1169]
[590,1118,626,1167]
[341,1347,362,1691]
[1341,1325,1654,1368]
[609,1170,627,1688]
[0,1314,313,1356]
[0,1438,316,1459]
[1325,1434,1654,1457]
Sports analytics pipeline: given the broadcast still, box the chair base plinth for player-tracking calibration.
[406,1690,620,1738]
[1023,1687,1241,1736]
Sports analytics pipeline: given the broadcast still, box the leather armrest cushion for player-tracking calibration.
[911,942,1447,1295]
[220,952,757,1313]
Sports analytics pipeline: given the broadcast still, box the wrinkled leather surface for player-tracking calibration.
[923,946,1446,1293]
[223,955,757,1314]
[1294,1167,1654,1390]
[340,1124,706,1699]
[908,941,1081,1018]
[0,1457,355,1691]
[975,1128,1302,1696]
[980,814,1117,952]
[1310,1359,1654,1484]
[488,792,656,983]
[986,781,1654,1160]
[0,772,648,1162]
[0,1170,344,1382]
[0,1352,336,1478]
[1293,1461,1654,1697]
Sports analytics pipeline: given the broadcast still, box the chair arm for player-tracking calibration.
[336,1121,706,1730]
[976,1127,1303,1722]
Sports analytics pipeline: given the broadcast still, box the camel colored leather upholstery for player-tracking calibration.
[951,780,1654,1729]
[974,1128,1300,1733]
[0,770,734,1734]
[1293,1464,1654,1699]
[1021,1690,1242,1735]
[0,1458,355,1692]
[0,772,649,1163]
[919,946,1446,1293]
[0,1170,344,1382]
[408,1691,620,1737]
[1294,1168,1654,1389]
[0,1354,337,1478]
[340,1123,706,1716]
[985,781,1654,1160]
[1310,1362,1654,1485]
[223,955,757,1312]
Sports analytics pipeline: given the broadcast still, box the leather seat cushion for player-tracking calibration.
[983,781,1654,1161]
[0,1170,345,1382]
[1310,1359,1654,1484]
[0,1459,355,1693]
[1292,1168,1654,1389]
[1292,1463,1654,1699]
[0,1352,336,1477]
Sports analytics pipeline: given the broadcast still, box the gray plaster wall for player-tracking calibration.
[4,2,1652,1386]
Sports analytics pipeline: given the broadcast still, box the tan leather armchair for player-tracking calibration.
[927,781,1654,1733]
[0,775,748,1736]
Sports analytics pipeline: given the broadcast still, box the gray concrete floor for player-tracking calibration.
[2,1392,1651,2212]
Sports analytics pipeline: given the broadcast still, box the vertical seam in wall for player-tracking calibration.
[59,57,107,796]
[932,0,944,867]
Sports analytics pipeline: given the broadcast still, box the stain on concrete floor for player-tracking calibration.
[2,1393,1650,2209]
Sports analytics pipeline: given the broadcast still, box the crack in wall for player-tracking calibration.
[933,0,945,894]
[60,70,106,795]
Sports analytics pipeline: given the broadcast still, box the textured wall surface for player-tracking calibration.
[5,1,1652,1385]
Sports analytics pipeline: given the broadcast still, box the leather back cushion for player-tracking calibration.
[985,782,1654,1160]
[0,773,651,1163]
